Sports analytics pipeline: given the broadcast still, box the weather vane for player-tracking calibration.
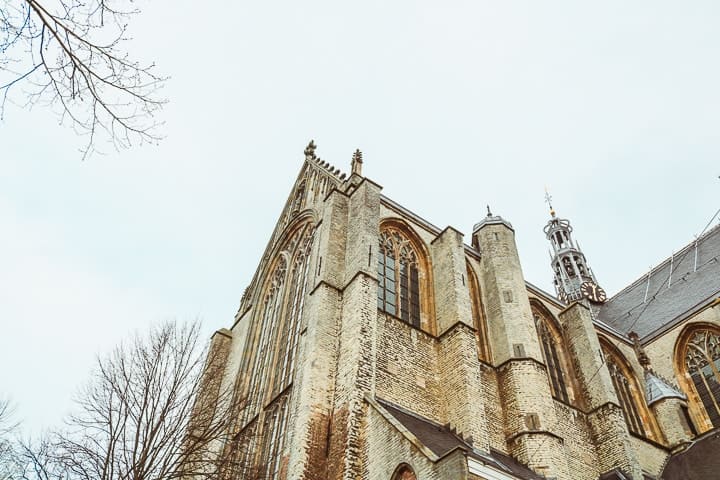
[544,186,555,217]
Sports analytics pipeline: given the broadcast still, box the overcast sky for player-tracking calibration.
[1,1,718,434]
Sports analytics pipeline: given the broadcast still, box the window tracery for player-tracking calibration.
[531,303,577,405]
[243,256,287,424]
[535,316,569,403]
[271,228,314,396]
[678,327,720,430]
[606,356,646,436]
[600,341,658,439]
[233,220,316,478]
[257,394,290,480]
[377,227,421,328]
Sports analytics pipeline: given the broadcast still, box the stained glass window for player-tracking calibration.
[233,221,315,478]
[684,329,720,428]
[378,228,420,327]
[603,348,646,437]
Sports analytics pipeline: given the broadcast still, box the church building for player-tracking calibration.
[197,142,720,479]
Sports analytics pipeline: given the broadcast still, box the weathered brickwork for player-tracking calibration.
[190,150,718,480]
[551,401,600,480]
[376,314,441,421]
[437,323,491,451]
[587,403,643,479]
[286,282,342,480]
[479,364,507,452]
[630,436,668,478]
[497,359,570,479]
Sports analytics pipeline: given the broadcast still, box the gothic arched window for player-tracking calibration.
[606,356,645,436]
[233,216,316,477]
[377,226,423,328]
[532,303,574,405]
[676,325,720,432]
[257,394,290,480]
[270,225,314,397]
[601,340,659,440]
[467,261,491,362]
[391,464,417,480]
[243,256,288,423]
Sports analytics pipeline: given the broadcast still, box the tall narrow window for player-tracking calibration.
[601,342,656,439]
[241,257,287,425]
[535,317,569,403]
[606,357,646,436]
[257,394,290,480]
[378,228,421,327]
[532,303,575,405]
[271,227,314,396]
[232,217,316,478]
[467,261,491,362]
[682,328,720,429]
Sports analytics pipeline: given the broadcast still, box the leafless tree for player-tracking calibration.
[1,0,166,159]
[14,321,269,480]
[0,398,21,480]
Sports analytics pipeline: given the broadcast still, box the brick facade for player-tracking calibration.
[193,145,720,480]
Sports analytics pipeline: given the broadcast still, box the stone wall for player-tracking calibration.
[376,313,442,421]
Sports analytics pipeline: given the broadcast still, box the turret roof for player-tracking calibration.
[644,370,686,406]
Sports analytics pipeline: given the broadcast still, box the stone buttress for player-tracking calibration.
[473,213,570,480]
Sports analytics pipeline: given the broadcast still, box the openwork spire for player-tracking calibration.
[543,193,604,304]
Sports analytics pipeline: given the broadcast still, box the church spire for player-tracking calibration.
[543,192,606,304]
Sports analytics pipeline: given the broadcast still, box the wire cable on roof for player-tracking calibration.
[527,204,720,469]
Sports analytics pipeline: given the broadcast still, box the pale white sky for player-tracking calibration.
[1,1,718,434]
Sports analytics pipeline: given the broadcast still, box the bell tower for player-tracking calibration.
[543,191,606,304]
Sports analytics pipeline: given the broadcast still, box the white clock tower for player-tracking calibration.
[543,192,606,304]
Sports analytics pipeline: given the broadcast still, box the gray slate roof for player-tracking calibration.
[596,224,720,341]
[376,398,544,480]
[644,371,685,406]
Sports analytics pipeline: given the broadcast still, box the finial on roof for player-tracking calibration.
[486,205,492,217]
[629,331,651,370]
[544,187,556,217]
[351,148,363,176]
[304,140,317,160]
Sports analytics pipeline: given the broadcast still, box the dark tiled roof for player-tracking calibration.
[598,468,631,479]
[376,398,544,480]
[377,399,465,458]
[596,224,720,340]
[660,429,720,479]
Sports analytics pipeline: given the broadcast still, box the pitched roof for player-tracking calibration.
[596,224,720,340]
[375,398,544,480]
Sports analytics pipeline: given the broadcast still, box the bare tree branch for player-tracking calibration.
[14,320,271,480]
[0,0,167,159]
[0,398,22,480]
